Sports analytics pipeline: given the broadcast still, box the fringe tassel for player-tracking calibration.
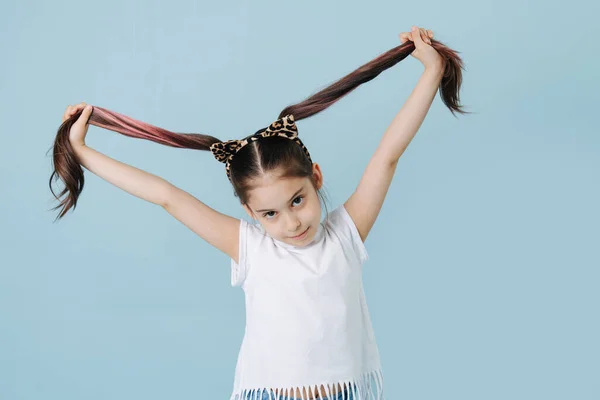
[230,368,385,400]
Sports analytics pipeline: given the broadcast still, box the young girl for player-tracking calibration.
[50,26,466,400]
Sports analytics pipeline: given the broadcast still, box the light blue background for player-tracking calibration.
[1,0,598,399]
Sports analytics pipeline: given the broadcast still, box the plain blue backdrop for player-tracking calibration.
[1,0,598,399]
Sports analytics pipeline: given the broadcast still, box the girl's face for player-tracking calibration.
[243,164,324,247]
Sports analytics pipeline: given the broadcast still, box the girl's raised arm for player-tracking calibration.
[344,28,447,243]
[51,103,240,263]
[73,144,240,263]
[163,187,240,263]
[73,144,171,207]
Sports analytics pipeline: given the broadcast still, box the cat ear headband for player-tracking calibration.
[209,114,312,181]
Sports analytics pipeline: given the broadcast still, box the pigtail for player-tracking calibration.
[279,39,468,121]
[48,105,222,221]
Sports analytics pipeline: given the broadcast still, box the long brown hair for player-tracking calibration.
[49,39,468,221]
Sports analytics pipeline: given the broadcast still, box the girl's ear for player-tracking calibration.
[312,163,324,190]
[243,204,256,220]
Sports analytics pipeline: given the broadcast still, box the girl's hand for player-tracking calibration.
[399,26,443,70]
[62,102,93,147]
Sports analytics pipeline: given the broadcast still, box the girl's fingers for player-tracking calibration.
[419,28,431,44]
[71,103,87,115]
[399,32,412,43]
[63,103,88,122]
[400,27,433,45]
[412,27,427,44]
[63,105,73,122]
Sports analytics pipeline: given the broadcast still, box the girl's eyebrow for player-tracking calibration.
[255,188,304,213]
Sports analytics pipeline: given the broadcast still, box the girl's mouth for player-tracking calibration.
[290,226,310,240]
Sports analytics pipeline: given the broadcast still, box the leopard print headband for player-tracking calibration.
[209,114,313,181]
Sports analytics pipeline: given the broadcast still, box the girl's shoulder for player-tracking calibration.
[325,204,369,264]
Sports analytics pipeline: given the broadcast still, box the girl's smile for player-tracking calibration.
[289,226,310,240]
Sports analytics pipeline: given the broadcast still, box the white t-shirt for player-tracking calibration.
[229,204,385,400]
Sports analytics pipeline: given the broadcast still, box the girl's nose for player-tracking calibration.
[286,215,301,232]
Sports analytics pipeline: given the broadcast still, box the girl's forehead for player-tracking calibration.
[247,176,308,205]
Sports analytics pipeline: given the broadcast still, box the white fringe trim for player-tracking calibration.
[230,368,384,400]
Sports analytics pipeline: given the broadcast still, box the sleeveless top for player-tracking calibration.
[229,204,385,400]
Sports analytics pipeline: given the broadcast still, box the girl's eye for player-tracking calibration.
[292,196,304,206]
[262,196,304,219]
